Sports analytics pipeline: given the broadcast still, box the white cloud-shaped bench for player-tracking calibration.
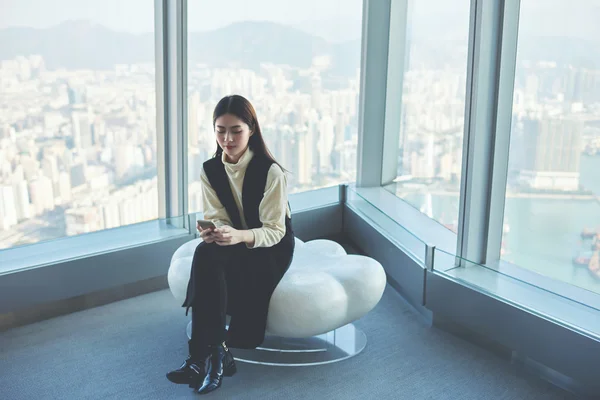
[168,237,387,339]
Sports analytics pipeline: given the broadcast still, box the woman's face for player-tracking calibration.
[214,113,253,163]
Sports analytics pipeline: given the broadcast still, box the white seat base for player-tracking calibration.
[186,321,366,366]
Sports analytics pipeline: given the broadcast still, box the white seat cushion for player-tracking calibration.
[168,237,386,338]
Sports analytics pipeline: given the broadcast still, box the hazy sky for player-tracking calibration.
[0,0,362,33]
[1,0,598,40]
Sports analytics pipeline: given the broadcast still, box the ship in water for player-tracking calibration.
[573,251,593,266]
[592,234,600,251]
[589,251,600,279]
[581,227,599,239]
[572,250,600,279]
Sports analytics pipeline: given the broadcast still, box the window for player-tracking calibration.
[0,2,158,250]
[382,0,470,233]
[186,0,363,213]
[501,0,600,295]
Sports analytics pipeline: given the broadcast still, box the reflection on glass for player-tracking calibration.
[0,4,158,250]
[384,0,470,232]
[186,0,363,214]
[501,0,600,295]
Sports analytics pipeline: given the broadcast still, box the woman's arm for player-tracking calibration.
[246,164,289,249]
[200,166,233,228]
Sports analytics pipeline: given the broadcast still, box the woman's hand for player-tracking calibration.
[212,226,253,246]
[197,222,217,244]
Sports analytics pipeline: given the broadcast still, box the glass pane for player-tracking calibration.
[502,0,600,296]
[383,0,471,233]
[0,2,158,250]
[187,0,363,213]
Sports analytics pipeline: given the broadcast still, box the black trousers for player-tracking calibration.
[188,241,244,356]
[186,233,293,353]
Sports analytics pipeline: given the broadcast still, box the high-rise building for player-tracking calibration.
[67,84,86,105]
[70,163,87,189]
[11,179,31,221]
[20,155,39,181]
[72,111,93,149]
[93,119,106,145]
[0,185,18,230]
[56,171,72,205]
[189,91,201,147]
[340,141,357,181]
[42,155,59,183]
[335,112,347,149]
[296,128,313,186]
[518,115,584,191]
[28,175,54,215]
[119,195,139,226]
[311,74,323,110]
[188,147,206,184]
[101,202,121,229]
[115,145,135,179]
[318,116,335,173]
[189,181,203,214]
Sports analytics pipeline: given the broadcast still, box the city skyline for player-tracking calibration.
[3,50,599,244]
[1,6,600,295]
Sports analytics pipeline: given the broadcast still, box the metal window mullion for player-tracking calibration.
[485,0,521,263]
[178,0,189,227]
[155,0,169,220]
[457,0,508,264]
[156,0,187,226]
[356,0,392,188]
[381,0,410,186]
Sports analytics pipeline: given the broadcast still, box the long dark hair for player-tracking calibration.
[212,95,285,171]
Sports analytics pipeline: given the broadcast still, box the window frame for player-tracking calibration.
[156,0,189,228]
[363,0,600,309]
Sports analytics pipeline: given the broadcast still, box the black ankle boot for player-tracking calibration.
[166,355,206,385]
[166,340,208,385]
[196,342,236,395]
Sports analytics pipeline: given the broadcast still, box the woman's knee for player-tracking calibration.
[193,241,229,267]
[194,241,218,256]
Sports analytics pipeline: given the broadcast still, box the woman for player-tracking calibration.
[166,95,295,395]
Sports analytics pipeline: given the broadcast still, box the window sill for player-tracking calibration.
[350,185,600,339]
[348,184,457,257]
[436,265,600,339]
[0,219,190,275]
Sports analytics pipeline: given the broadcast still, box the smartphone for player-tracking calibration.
[197,219,217,231]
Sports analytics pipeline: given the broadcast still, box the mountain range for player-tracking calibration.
[0,20,361,77]
[0,19,598,75]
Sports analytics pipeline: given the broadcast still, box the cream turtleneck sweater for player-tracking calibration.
[200,147,291,249]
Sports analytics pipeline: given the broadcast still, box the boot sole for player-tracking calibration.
[166,372,193,385]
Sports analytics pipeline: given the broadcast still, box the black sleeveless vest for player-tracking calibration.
[202,153,294,246]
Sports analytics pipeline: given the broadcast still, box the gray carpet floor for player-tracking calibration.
[0,286,578,400]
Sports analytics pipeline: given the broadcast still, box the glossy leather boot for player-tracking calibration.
[166,356,206,385]
[196,342,236,395]
[166,340,208,385]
